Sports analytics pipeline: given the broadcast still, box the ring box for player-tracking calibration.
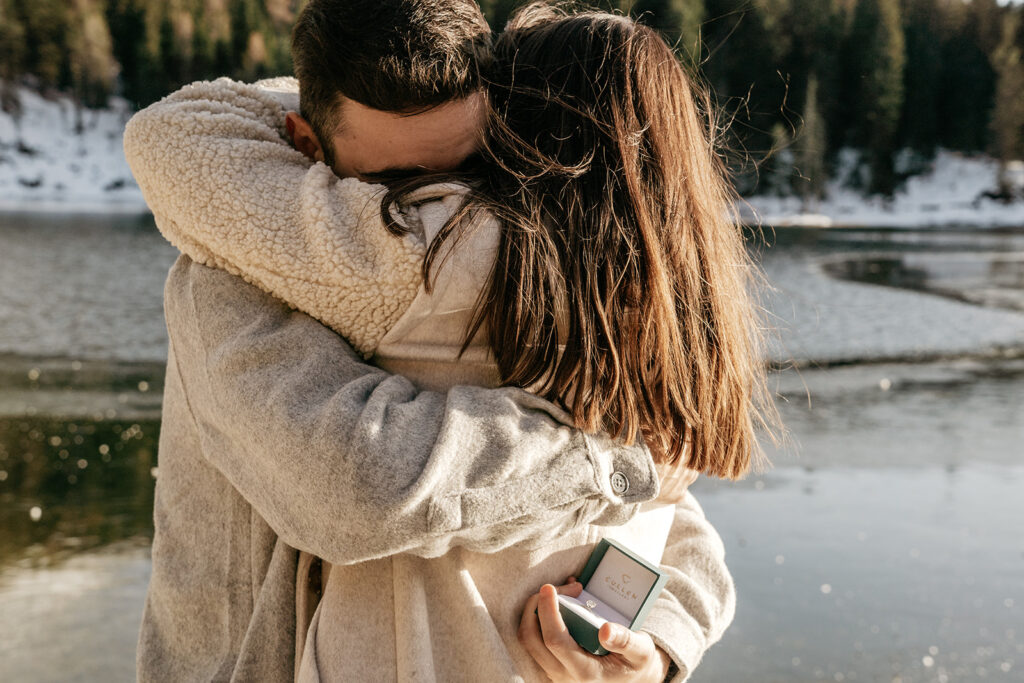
[557,537,668,655]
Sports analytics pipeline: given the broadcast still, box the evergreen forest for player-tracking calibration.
[1,0,1022,196]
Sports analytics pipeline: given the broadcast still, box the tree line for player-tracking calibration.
[1,0,1022,196]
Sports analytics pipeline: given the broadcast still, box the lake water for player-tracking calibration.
[0,213,1022,682]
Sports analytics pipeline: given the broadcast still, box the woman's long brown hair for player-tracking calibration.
[385,3,776,479]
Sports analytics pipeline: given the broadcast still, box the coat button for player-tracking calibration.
[610,471,630,495]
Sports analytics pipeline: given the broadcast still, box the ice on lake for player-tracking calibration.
[0,214,1022,682]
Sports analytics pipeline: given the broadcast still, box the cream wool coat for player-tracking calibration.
[125,78,736,682]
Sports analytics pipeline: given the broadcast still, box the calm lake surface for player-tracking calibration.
[0,213,1022,682]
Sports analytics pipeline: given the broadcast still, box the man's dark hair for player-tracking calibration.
[292,0,491,164]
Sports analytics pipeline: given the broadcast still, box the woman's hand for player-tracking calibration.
[518,580,672,682]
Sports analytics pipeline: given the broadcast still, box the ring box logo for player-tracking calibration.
[603,574,639,603]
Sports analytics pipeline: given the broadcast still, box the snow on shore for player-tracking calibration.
[743,149,1024,228]
[0,87,145,214]
[0,85,1021,226]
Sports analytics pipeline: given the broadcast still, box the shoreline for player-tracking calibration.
[5,344,1024,383]
[1,198,1020,230]
[0,198,150,216]
[2,212,1023,370]
[739,207,1024,230]
[3,83,1019,227]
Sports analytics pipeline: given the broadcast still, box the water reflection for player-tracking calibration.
[824,256,930,291]
[770,225,1024,314]
[767,225,1024,254]
[0,354,162,573]
[824,252,1024,313]
[0,414,158,572]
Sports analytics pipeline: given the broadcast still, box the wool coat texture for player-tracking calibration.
[125,77,736,682]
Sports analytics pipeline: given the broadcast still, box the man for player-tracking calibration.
[287,0,488,181]
[128,1,734,680]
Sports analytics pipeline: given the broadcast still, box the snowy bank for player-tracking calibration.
[1,86,1022,226]
[743,149,1024,228]
[0,87,146,214]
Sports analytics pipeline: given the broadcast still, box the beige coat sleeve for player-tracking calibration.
[643,493,736,681]
[163,256,660,564]
[124,77,422,357]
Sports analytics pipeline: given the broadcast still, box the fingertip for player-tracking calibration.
[538,585,557,615]
[598,622,626,650]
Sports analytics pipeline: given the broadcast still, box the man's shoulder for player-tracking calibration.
[164,256,292,339]
[164,256,362,366]
[166,254,242,304]
[167,254,284,306]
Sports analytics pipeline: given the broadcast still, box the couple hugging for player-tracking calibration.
[125,0,771,681]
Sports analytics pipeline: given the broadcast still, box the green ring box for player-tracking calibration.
[557,537,669,655]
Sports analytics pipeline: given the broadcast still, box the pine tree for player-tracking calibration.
[227,0,278,81]
[229,0,254,67]
[990,9,1024,195]
[937,0,999,151]
[0,0,25,84]
[213,38,233,78]
[106,0,149,106]
[13,0,70,92]
[191,15,214,83]
[899,0,944,156]
[0,0,26,125]
[767,121,795,196]
[845,0,905,195]
[782,0,841,161]
[68,0,117,112]
[794,72,827,205]
[701,0,790,193]
[628,0,705,62]
[157,12,186,94]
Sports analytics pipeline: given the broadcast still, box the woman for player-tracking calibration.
[386,3,766,479]
[370,6,773,678]
[125,4,772,681]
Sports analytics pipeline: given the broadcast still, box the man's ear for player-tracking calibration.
[285,112,325,163]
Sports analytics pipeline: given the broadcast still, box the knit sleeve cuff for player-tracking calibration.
[583,432,659,504]
[641,600,709,683]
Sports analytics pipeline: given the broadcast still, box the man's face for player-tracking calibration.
[325,92,485,181]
